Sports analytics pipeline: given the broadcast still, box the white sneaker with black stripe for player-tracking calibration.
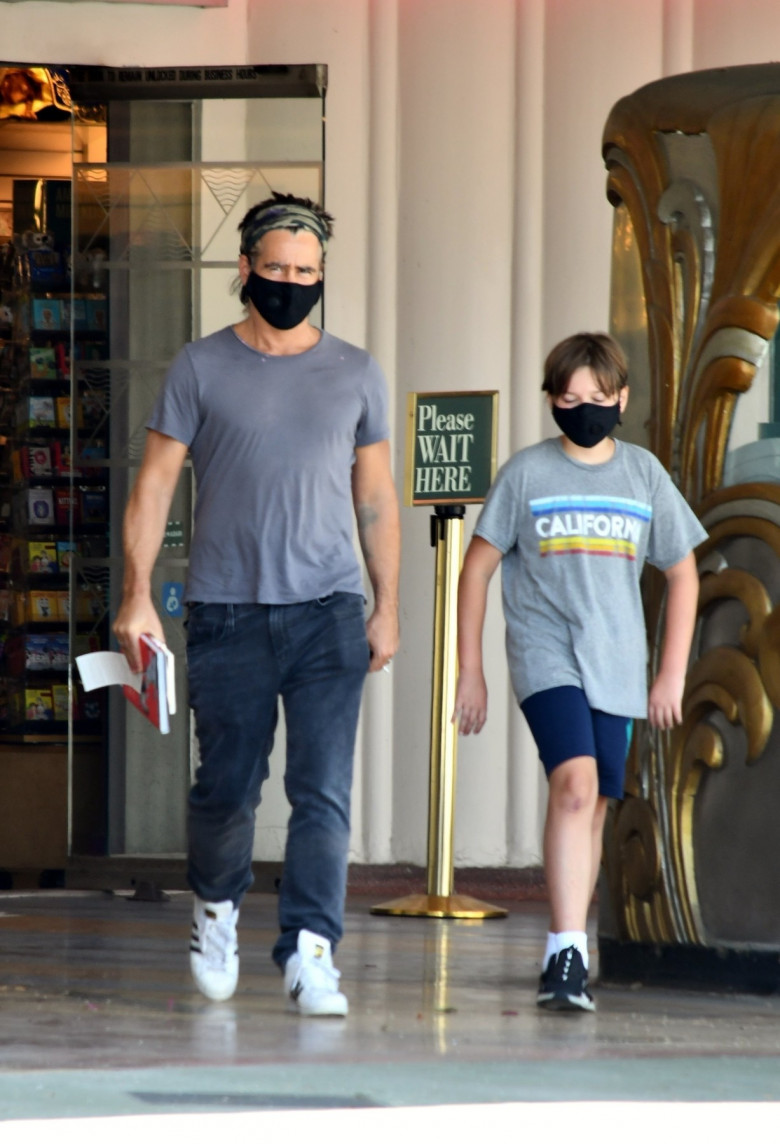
[284,929,348,1017]
[190,895,239,1001]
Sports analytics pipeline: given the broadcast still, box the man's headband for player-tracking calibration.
[240,203,329,257]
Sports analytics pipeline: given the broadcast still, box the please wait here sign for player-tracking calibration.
[404,391,498,506]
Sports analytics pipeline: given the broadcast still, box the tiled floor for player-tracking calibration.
[2,889,780,1129]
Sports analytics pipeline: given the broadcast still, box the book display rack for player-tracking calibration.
[0,185,108,742]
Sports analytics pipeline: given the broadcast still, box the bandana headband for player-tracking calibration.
[240,203,329,257]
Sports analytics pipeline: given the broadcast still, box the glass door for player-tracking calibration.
[69,68,325,858]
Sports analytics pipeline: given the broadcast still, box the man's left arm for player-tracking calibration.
[352,439,401,672]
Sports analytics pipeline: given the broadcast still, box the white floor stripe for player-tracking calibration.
[3,1102,778,1143]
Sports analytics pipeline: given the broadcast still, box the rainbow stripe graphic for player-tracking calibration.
[530,495,651,560]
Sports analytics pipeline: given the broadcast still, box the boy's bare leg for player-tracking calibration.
[538,757,599,1011]
[589,795,609,904]
[543,756,599,932]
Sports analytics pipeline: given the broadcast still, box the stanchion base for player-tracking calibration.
[370,892,508,919]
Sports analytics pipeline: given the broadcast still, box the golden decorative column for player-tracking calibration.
[601,65,780,988]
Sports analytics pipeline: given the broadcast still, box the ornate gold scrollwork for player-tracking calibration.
[758,605,780,708]
[602,69,780,948]
[604,141,677,467]
[608,794,672,943]
[697,568,770,657]
[671,643,772,942]
[685,648,771,762]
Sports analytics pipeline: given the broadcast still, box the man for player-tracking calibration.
[114,193,400,1016]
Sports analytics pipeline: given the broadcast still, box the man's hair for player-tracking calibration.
[237,192,334,304]
[237,192,334,253]
[541,332,628,398]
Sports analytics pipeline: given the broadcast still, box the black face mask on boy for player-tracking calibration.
[245,272,322,330]
[551,400,621,449]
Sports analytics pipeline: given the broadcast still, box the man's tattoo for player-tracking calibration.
[356,504,379,560]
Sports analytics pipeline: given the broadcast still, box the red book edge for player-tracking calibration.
[122,634,169,734]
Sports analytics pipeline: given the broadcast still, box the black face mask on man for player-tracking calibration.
[551,399,621,449]
[244,272,322,330]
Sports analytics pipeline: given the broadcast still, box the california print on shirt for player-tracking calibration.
[530,494,652,560]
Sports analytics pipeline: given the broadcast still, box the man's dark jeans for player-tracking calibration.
[185,594,369,968]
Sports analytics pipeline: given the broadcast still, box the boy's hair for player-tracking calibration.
[541,333,628,399]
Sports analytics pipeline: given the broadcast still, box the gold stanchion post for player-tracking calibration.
[372,506,507,919]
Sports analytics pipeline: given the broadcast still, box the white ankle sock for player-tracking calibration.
[550,930,589,969]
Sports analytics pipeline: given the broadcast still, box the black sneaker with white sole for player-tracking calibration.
[536,945,595,1012]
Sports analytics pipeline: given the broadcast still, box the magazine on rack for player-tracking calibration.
[75,633,176,734]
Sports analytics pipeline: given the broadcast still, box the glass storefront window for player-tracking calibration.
[0,64,325,867]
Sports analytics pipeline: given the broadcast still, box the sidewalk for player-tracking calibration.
[1,889,779,1129]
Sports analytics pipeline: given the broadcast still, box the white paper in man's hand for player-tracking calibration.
[76,651,140,693]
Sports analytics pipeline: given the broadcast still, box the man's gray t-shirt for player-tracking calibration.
[473,438,707,718]
[147,326,389,604]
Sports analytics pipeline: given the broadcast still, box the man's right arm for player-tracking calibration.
[113,429,189,671]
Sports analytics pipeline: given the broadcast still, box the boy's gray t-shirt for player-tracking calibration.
[473,438,708,718]
[147,326,389,604]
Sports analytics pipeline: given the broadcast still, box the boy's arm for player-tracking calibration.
[453,536,503,735]
[648,551,700,730]
[113,429,189,672]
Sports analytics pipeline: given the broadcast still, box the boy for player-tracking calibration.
[453,332,706,1012]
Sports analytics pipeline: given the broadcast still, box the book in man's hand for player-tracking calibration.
[122,633,176,734]
[75,634,176,735]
